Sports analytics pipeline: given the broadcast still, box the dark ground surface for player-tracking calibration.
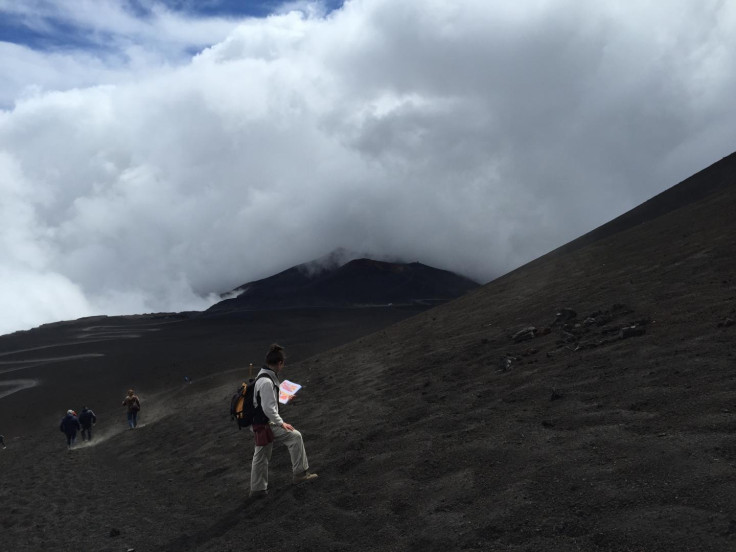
[1,153,736,551]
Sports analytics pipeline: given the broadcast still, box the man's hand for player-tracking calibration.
[281,422,295,431]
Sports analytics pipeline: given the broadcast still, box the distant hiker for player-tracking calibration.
[78,406,97,441]
[184,376,192,384]
[0,434,5,449]
[249,344,317,499]
[59,410,81,450]
[122,389,141,429]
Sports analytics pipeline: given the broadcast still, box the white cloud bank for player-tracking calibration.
[1,0,735,335]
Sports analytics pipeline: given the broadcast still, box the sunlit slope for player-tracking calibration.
[163,152,736,551]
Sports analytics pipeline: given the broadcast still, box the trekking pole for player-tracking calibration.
[249,363,253,379]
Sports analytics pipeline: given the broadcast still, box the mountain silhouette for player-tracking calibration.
[1,153,735,551]
[208,256,480,312]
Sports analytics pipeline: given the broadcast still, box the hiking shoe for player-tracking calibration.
[249,490,268,499]
[293,471,318,484]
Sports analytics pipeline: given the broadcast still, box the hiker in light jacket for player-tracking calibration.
[122,389,141,429]
[249,343,317,499]
[78,406,97,441]
[59,410,81,450]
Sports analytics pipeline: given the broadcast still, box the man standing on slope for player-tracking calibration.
[78,406,97,441]
[122,389,141,429]
[59,409,81,450]
[250,343,317,499]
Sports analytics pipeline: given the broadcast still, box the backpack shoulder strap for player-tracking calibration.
[254,373,271,388]
[254,372,278,403]
[254,372,270,396]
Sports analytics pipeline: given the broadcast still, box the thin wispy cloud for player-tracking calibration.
[1,0,735,335]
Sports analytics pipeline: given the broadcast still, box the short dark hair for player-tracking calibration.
[265,343,286,366]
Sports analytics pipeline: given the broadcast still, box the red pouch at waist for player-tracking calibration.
[252,424,274,446]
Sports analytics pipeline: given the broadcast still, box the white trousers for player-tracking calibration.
[250,424,309,492]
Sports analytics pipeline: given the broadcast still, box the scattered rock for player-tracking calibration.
[584,311,614,326]
[109,528,121,538]
[632,317,653,326]
[619,325,646,339]
[498,356,514,372]
[718,318,734,328]
[511,326,537,342]
[550,390,563,401]
[536,305,650,353]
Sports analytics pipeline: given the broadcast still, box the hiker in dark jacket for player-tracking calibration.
[78,406,97,441]
[122,389,141,429]
[59,410,81,450]
[249,344,317,499]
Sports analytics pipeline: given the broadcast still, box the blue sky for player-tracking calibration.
[1,0,735,335]
[0,1,344,52]
[169,0,345,17]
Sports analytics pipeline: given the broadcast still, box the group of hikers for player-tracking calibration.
[59,406,97,449]
[59,389,141,450]
[53,343,316,498]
